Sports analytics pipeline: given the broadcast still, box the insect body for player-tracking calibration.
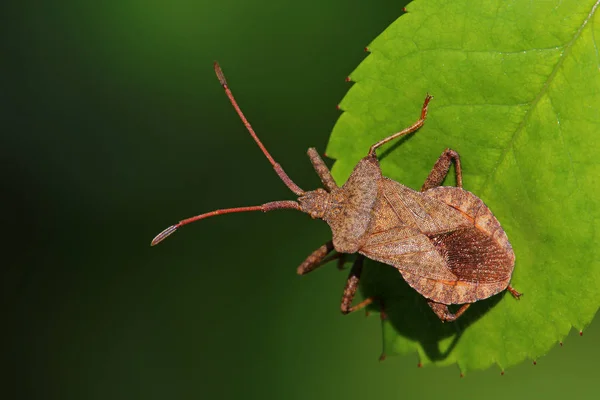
[152,62,520,322]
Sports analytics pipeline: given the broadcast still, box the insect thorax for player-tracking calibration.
[321,156,383,254]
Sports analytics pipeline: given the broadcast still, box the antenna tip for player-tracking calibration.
[213,61,227,86]
[151,224,179,246]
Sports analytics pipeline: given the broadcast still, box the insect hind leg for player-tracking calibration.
[427,300,470,322]
[507,284,522,299]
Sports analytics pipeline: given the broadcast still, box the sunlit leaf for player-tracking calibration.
[327,0,600,373]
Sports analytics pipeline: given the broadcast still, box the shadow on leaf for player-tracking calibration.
[360,259,504,361]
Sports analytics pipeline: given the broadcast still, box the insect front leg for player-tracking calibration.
[340,255,375,314]
[297,241,346,275]
[427,300,470,322]
[307,148,338,192]
[421,149,463,191]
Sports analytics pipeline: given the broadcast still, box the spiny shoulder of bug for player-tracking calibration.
[298,152,381,223]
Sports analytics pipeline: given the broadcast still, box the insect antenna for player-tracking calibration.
[151,63,309,246]
[214,62,304,196]
[151,200,300,246]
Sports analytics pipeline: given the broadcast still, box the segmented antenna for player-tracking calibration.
[151,63,307,246]
[151,201,300,246]
[213,62,304,196]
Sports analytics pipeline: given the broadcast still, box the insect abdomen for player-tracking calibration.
[407,227,514,304]
[360,185,516,305]
[410,186,516,304]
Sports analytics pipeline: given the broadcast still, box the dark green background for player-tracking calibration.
[3,1,598,399]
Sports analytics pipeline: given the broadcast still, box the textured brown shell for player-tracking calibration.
[359,180,515,305]
[324,157,381,254]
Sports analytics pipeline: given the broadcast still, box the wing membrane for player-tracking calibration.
[360,226,458,281]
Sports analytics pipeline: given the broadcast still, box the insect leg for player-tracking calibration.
[340,255,375,314]
[368,94,433,157]
[421,148,463,191]
[297,240,344,275]
[307,148,338,192]
[427,300,470,322]
[507,285,522,299]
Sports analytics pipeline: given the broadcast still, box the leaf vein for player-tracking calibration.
[478,0,600,195]
[592,14,600,70]
[548,94,580,192]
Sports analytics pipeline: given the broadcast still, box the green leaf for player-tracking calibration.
[327,0,600,373]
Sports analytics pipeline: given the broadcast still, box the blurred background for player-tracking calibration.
[2,0,599,399]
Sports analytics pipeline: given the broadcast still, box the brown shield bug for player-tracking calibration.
[152,62,521,322]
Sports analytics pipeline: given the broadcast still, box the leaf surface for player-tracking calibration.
[327,0,600,372]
